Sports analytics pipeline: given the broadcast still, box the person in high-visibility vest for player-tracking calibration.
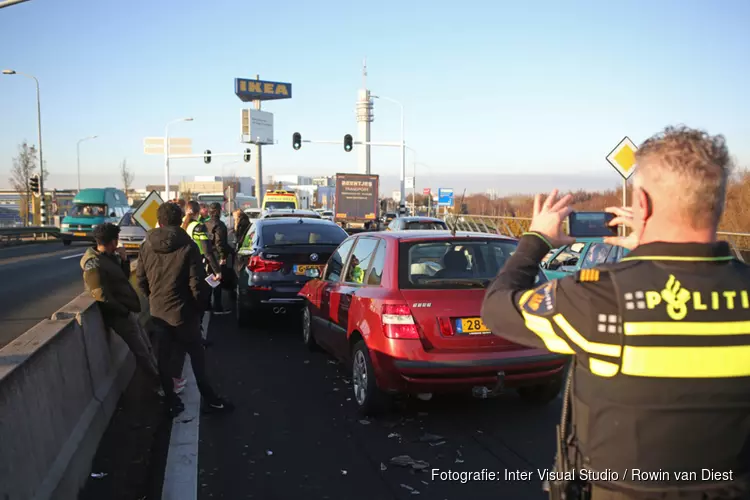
[481,126,750,500]
[182,201,221,284]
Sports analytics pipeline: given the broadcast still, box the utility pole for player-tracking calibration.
[253,74,264,204]
[356,59,373,175]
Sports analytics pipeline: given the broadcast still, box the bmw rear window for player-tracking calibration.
[404,221,447,230]
[399,239,545,289]
[261,223,347,245]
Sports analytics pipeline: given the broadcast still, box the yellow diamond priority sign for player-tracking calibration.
[133,190,164,231]
[606,136,638,180]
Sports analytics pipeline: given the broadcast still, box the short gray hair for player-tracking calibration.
[634,125,732,229]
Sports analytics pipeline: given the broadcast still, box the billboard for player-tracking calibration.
[234,78,292,102]
[241,109,274,145]
[438,188,454,207]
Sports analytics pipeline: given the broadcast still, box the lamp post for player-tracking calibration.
[3,69,47,225]
[76,135,98,191]
[222,160,239,227]
[372,95,405,215]
[164,117,194,200]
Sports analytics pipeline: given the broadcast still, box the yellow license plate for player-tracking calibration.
[294,264,323,275]
[124,243,139,249]
[73,232,86,237]
[457,317,490,334]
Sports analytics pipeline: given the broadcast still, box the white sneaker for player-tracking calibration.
[173,378,187,394]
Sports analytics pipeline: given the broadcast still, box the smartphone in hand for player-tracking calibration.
[567,212,618,238]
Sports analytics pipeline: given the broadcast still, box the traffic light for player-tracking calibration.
[244,148,251,162]
[344,134,353,152]
[292,132,302,150]
[204,150,212,164]
[29,175,39,194]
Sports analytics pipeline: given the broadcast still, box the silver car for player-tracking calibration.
[116,210,146,256]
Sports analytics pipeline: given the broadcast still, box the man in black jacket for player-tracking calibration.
[204,202,233,314]
[137,202,233,416]
[81,223,161,394]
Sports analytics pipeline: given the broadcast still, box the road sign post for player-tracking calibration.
[133,190,164,232]
[606,136,639,236]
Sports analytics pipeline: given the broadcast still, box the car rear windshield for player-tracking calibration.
[400,239,520,289]
[118,212,136,226]
[261,223,347,246]
[404,221,447,230]
[265,201,296,210]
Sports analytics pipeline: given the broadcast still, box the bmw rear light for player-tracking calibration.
[248,255,283,273]
[382,304,420,339]
[437,317,454,337]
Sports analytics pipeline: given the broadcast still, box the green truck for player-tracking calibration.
[60,188,130,245]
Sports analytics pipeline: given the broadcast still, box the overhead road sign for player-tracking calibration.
[143,137,193,155]
[234,78,292,102]
[241,109,274,145]
[438,188,454,207]
[133,190,163,231]
[606,136,638,180]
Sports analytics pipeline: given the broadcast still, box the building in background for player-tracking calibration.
[313,176,335,187]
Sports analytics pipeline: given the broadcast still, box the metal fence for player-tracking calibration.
[441,214,750,262]
[0,226,60,245]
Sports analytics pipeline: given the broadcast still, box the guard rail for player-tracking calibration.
[0,226,60,245]
[441,214,750,262]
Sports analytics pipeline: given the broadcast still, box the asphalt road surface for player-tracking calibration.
[198,312,561,500]
[0,241,93,348]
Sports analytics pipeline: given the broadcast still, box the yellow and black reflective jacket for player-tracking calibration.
[481,234,750,498]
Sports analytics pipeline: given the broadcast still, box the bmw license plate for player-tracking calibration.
[456,317,490,335]
[73,232,86,237]
[294,264,323,276]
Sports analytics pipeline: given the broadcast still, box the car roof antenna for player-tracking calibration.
[449,189,467,237]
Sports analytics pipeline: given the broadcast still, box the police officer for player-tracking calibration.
[481,125,750,500]
[183,200,221,347]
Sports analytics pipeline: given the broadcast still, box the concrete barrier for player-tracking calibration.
[0,293,136,500]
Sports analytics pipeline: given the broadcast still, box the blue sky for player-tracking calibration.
[1,0,748,194]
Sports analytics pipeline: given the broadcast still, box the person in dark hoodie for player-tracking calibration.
[204,202,233,314]
[137,201,233,416]
[81,223,161,395]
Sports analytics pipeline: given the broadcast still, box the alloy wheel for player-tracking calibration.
[353,350,368,405]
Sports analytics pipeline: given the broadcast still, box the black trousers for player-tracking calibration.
[151,317,217,403]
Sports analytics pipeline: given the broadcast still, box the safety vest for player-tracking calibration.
[570,257,750,495]
[185,220,209,255]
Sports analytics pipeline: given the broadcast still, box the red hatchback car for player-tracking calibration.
[299,230,569,415]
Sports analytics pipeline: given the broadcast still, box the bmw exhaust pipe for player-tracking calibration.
[273,307,280,314]
[272,307,287,314]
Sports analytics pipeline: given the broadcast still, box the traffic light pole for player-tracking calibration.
[169,152,246,160]
[300,139,402,147]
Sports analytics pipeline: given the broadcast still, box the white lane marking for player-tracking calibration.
[161,312,209,500]
[60,252,85,260]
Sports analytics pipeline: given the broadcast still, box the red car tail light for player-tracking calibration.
[248,255,283,273]
[437,317,454,337]
[382,303,420,339]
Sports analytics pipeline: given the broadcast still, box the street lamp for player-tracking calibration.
[76,135,98,191]
[3,69,47,225]
[164,117,193,200]
[222,160,240,228]
[372,95,406,215]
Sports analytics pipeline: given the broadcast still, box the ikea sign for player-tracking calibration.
[235,78,292,102]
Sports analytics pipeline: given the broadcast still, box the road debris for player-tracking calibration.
[359,419,370,425]
[90,472,107,479]
[380,462,387,471]
[387,432,400,439]
[266,450,273,456]
[400,484,421,494]
[418,433,444,443]
[455,449,464,464]
[341,470,348,475]
[390,455,429,470]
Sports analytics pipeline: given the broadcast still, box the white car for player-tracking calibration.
[320,210,334,221]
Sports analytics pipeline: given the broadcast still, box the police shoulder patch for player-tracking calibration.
[83,258,99,271]
[520,281,557,316]
[576,268,605,283]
